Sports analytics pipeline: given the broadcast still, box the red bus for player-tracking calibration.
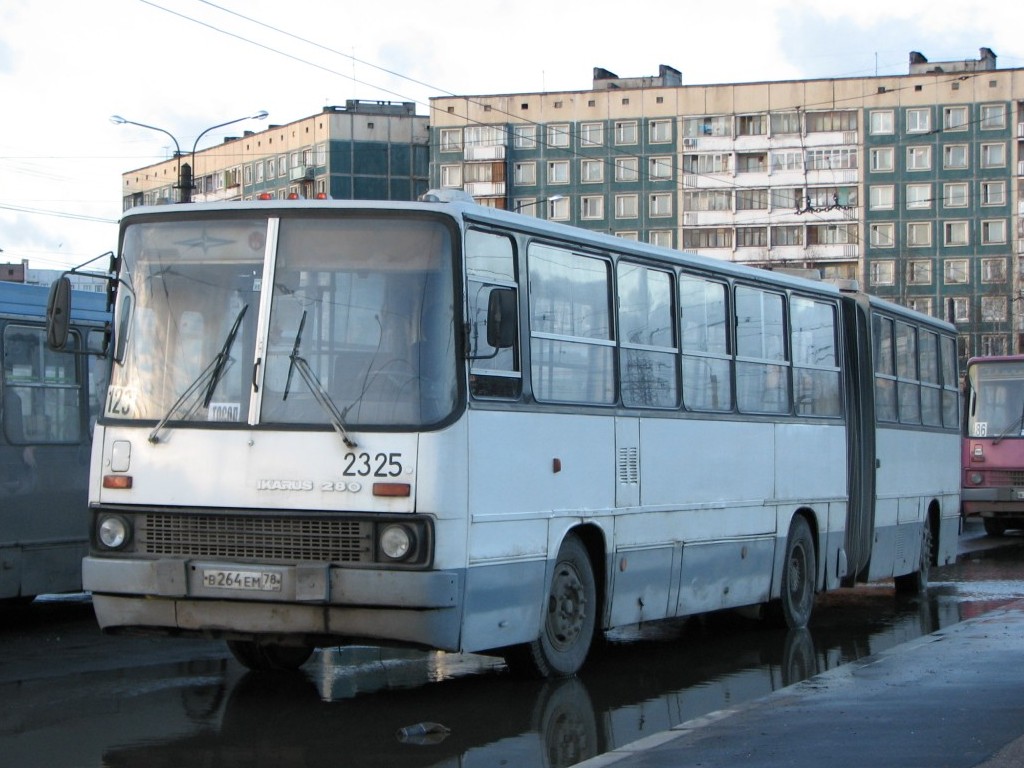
[962,355,1024,535]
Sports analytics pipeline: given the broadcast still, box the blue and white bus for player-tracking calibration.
[1,280,108,601]
[50,192,960,675]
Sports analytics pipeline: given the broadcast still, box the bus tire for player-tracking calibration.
[895,522,932,595]
[227,639,314,671]
[770,516,816,629]
[504,534,596,678]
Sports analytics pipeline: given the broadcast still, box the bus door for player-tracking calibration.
[840,295,876,583]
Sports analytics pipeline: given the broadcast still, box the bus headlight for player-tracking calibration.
[969,472,984,485]
[379,524,414,561]
[97,515,130,550]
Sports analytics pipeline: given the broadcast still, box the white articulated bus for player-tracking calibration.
[48,192,961,676]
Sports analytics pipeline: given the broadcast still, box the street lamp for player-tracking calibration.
[110,114,184,202]
[187,110,269,202]
[111,110,269,203]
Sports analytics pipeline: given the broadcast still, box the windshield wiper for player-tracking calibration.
[993,394,1024,444]
[284,311,357,448]
[149,304,248,444]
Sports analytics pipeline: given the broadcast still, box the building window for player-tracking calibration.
[737,114,767,136]
[513,125,537,148]
[907,298,933,316]
[581,195,605,220]
[513,162,536,186]
[548,197,570,220]
[515,198,538,215]
[547,160,569,184]
[981,219,1007,245]
[806,110,857,132]
[649,119,673,143]
[440,164,462,188]
[906,108,931,133]
[943,144,968,169]
[439,128,463,152]
[980,103,1007,130]
[771,150,803,172]
[771,187,801,211]
[805,148,856,170]
[615,121,638,145]
[736,189,769,210]
[684,228,733,248]
[771,111,801,135]
[684,153,732,174]
[615,194,639,219]
[944,258,969,284]
[906,222,931,247]
[616,231,639,241]
[737,227,768,247]
[580,159,604,183]
[981,142,1006,168]
[870,147,894,172]
[944,221,969,247]
[649,193,672,217]
[982,258,1007,283]
[580,122,604,146]
[869,185,895,210]
[908,260,932,285]
[547,124,570,148]
[648,156,673,180]
[649,230,673,248]
[952,297,970,323]
[981,181,1006,206]
[944,182,968,208]
[685,189,733,211]
[683,115,731,137]
[906,183,932,209]
[870,223,894,248]
[870,110,894,135]
[982,297,1008,322]
[907,146,931,171]
[870,261,895,286]
[615,157,639,182]
[807,224,856,244]
[943,106,969,131]
[982,334,1008,356]
[771,225,803,246]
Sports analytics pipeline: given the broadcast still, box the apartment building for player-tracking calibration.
[428,49,1023,359]
[119,100,430,209]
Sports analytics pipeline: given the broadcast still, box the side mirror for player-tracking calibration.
[46,276,73,350]
[486,288,517,349]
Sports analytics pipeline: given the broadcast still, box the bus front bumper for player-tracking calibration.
[83,556,463,648]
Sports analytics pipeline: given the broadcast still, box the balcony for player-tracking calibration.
[289,165,314,181]
[465,144,506,161]
[465,181,506,197]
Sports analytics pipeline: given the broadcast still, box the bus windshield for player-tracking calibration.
[110,213,458,429]
[967,361,1024,439]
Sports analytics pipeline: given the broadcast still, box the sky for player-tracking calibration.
[2,0,1024,274]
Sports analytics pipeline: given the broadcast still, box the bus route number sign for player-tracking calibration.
[201,568,282,592]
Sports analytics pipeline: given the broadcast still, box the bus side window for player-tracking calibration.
[466,229,521,399]
[872,314,898,422]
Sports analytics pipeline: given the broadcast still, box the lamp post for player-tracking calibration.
[111,111,269,203]
[187,110,268,202]
[109,115,184,203]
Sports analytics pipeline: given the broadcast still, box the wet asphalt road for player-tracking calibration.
[1,520,1022,768]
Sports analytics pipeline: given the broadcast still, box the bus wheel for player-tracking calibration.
[770,516,816,629]
[983,518,1007,537]
[227,640,314,671]
[895,522,932,595]
[504,534,596,678]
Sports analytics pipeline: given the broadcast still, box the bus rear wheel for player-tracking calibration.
[894,522,932,595]
[227,639,314,671]
[769,516,816,629]
[504,534,596,678]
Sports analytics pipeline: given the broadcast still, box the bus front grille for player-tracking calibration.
[138,513,374,563]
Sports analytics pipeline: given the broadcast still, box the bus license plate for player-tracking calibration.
[202,568,282,592]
